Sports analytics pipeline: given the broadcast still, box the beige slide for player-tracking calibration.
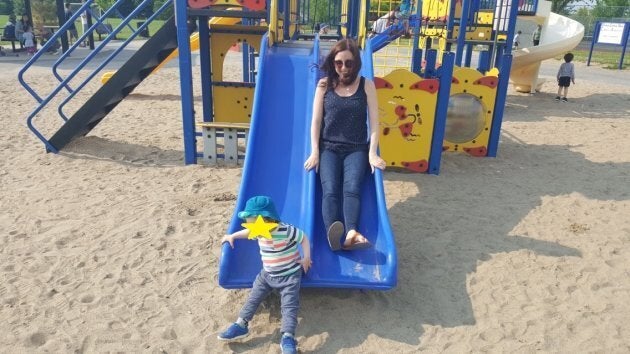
[510,2,584,92]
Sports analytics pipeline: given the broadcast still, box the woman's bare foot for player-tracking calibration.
[342,230,371,250]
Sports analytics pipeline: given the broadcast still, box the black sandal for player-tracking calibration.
[326,221,344,251]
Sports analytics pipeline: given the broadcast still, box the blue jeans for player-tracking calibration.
[319,149,369,237]
[239,270,302,335]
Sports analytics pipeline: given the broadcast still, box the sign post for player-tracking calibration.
[587,21,630,70]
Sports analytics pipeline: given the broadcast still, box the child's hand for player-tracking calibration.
[299,257,312,273]
[221,234,235,248]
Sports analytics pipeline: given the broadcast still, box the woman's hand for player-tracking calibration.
[304,153,319,172]
[369,154,386,173]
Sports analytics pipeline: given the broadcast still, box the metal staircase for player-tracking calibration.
[49,17,178,151]
[18,0,177,153]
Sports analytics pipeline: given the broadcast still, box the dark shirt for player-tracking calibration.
[321,76,369,152]
[65,9,77,30]
[2,23,15,39]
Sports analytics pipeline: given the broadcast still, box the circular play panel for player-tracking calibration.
[445,93,486,144]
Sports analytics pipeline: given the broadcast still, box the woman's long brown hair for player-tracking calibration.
[319,38,362,89]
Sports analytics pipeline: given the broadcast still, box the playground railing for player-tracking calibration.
[478,0,538,16]
[18,0,173,153]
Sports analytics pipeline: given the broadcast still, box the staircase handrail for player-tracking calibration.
[19,0,173,153]
[51,0,158,93]
[57,0,173,121]
[18,0,97,103]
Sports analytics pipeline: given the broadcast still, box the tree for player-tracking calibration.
[153,0,172,20]
[592,0,630,18]
[117,0,153,18]
[0,0,15,15]
[12,0,25,16]
[31,0,56,25]
[94,0,115,14]
[551,0,582,15]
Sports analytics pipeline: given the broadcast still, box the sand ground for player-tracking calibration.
[1,48,630,353]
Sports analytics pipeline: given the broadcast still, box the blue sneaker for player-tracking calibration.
[217,323,248,341]
[280,334,297,354]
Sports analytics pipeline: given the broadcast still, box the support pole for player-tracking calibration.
[175,0,197,164]
[198,15,213,122]
[55,0,70,53]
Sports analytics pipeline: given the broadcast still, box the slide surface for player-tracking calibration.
[368,23,406,52]
[510,12,584,92]
[218,38,397,290]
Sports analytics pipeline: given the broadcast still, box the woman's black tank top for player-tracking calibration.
[320,77,369,153]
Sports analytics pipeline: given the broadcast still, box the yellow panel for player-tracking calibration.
[213,86,255,123]
[423,28,448,38]
[375,69,440,173]
[209,25,265,81]
[443,66,499,156]
[477,11,494,25]
[269,0,278,44]
[340,0,348,38]
[452,26,493,41]
[421,0,462,19]
[188,0,265,11]
[422,0,450,21]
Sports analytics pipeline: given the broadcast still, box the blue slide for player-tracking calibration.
[368,23,406,53]
[218,36,397,290]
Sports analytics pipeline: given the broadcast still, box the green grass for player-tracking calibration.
[556,49,629,70]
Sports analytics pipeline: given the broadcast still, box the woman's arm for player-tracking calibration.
[304,78,327,171]
[365,79,387,172]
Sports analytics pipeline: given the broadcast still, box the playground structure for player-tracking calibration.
[510,1,584,92]
[181,0,398,289]
[366,0,519,173]
[365,0,584,172]
[17,0,583,290]
[18,0,397,290]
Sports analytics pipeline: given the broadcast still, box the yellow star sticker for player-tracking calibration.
[242,215,278,239]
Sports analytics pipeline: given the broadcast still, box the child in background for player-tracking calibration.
[556,52,576,102]
[218,195,312,354]
[532,25,542,46]
[22,27,35,55]
[513,30,522,49]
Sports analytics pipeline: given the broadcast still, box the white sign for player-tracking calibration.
[597,22,625,45]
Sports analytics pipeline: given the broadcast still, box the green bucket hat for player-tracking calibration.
[238,195,280,221]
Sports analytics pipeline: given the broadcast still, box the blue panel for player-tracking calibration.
[218,38,397,290]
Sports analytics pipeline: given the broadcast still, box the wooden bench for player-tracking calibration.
[196,122,250,166]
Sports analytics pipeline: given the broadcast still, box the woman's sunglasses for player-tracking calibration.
[334,60,354,69]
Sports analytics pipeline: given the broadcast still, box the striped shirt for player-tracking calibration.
[257,223,304,277]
